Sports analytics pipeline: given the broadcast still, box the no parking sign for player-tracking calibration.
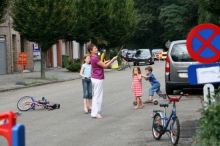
[186,23,220,63]
[187,23,220,85]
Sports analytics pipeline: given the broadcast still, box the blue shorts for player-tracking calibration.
[149,84,162,96]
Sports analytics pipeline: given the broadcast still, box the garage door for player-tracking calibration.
[0,37,6,75]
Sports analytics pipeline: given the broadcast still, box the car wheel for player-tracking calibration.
[133,62,136,66]
[166,83,173,95]
[137,63,139,66]
[152,61,154,65]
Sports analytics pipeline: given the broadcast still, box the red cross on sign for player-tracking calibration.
[17,52,28,66]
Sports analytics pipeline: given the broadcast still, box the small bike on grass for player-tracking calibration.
[17,96,60,111]
[152,92,188,145]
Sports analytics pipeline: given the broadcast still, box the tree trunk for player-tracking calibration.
[79,42,84,62]
[105,48,110,60]
[41,50,46,79]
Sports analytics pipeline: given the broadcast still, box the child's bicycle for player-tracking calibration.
[133,93,166,106]
[17,96,60,111]
[152,92,188,145]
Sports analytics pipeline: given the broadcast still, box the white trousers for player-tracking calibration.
[91,78,104,117]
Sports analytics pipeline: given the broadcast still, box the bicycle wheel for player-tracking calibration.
[170,117,180,145]
[17,96,33,111]
[152,113,163,140]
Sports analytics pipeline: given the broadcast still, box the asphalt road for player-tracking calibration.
[0,62,202,146]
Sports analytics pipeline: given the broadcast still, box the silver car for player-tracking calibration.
[165,40,220,94]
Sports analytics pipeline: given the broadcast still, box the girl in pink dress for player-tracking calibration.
[131,66,144,109]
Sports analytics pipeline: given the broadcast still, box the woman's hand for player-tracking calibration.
[104,60,110,64]
[112,56,118,61]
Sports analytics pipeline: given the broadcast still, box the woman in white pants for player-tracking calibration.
[88,44,117,119]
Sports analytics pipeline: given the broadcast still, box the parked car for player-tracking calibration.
[152,48,164,60]
[133,49,154,66]
[165,40,219,94]
[127,50,136,62]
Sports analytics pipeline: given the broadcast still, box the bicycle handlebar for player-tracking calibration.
[164,92,189,101]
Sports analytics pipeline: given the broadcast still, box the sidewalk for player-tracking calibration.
[0,67,114,92]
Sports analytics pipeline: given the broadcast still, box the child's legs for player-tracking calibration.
[134,97,140,108]
[149,85,160,100]
[139,97,144,106]
[87,79,93,107]
[156,86,162,95]
[82,79,88,108]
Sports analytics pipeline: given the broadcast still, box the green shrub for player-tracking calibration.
[66,62,81,72]
[68,58,73,65]
[194,86,220,146]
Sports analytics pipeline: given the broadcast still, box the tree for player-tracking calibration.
[100,0,138,59]
[71,0,113,62]
[198,0,220,15]
[0,0,8,24]
[158,1,198,42]
[126,0,164,49]
[10,0,76,78]
[197,0,220,25]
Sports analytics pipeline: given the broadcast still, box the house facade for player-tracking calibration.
[0,17,90,75]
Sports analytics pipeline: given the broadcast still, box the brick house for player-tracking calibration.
[0,16,90,75]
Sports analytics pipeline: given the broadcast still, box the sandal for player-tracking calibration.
[84,108,88,114]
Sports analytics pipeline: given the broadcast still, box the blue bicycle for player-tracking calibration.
[152,92,188,145]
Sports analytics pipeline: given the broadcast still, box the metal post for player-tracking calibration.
[8,13,13,74]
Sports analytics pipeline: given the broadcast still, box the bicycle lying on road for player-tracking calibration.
[152,92,188,145]
[17,96,60,111]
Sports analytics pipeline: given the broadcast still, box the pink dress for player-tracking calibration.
[133,75,142,97]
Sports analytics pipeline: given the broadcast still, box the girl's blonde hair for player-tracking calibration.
[132,66,141,77]
[82,54,91,64]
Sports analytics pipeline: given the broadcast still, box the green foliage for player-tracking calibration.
[194,86,220,146]
[10,0,76,52]
[159,1,198,42]
[0,0,7,24]
[102,0,138,48]
[198,6,220,26]
[126,0,164,49]
[66,62,81,72]
[198,0,220,16]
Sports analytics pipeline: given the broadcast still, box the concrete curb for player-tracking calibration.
[0,69,117,93]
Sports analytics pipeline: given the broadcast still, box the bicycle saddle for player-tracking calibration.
[160,103,169,107]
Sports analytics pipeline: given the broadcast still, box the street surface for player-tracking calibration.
[0,62,202,146]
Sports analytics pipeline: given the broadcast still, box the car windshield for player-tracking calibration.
[171,44,195,62]
[135,50,150,56]
[128,51,136,55]
[152,49,163,53]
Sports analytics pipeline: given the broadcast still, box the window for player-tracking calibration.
[171,44,195,62]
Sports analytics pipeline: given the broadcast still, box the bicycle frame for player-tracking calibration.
[160,101,177,134]
[26,96,49,110]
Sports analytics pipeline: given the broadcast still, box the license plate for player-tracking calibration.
[178,73,188,78]
[139,62,145,63]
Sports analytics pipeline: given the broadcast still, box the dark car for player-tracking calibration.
[127,50,136,62]
[133,49,154,66]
